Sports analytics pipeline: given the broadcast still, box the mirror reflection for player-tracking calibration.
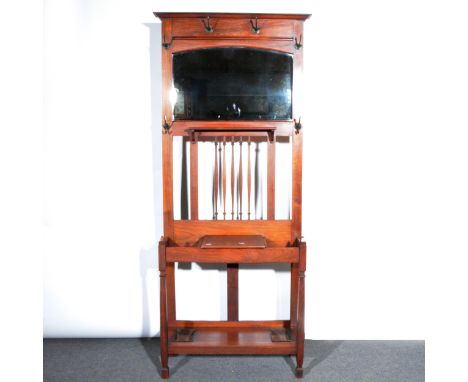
[173,48,293,120]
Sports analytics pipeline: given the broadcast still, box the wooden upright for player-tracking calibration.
[154,12,310,379]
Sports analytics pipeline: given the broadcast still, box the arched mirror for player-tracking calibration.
[172,48,293,121]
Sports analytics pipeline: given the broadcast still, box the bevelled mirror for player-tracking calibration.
[172,48,293,120]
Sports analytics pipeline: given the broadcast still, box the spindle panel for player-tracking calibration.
[173,133,291,221]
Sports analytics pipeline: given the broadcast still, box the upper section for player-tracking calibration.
[154,13,310,46]
[156,12,307,242]
[155,12,309,124]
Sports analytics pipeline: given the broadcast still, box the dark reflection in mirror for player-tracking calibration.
[173,48,293,120]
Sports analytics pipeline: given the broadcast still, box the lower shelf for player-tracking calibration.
[168,327,296,355]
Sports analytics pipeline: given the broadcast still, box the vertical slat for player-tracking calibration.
[290,263,298,334]
[189,142,198,220]
[166,263,176,338]
[267,140,276,220]
[238,137,243,220]
[247,137,251,220]
[231,137,235,220]
[213,138,218,220]
[227,264,239,321]
[222,137,227,219]
[254,142,260,219]
[218,142,223,218]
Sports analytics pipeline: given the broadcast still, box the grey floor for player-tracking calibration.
[43,339,424,382]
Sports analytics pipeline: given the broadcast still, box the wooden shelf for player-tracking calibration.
[169,327,296,355]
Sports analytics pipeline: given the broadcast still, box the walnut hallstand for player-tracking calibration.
[154,12,310,379]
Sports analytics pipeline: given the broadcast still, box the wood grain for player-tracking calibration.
[173,220,293,247]
[172,320,289,329]
[168,328,296,355]
[170,18,295,39]
[166,247,299,264]
[189,142,198,220]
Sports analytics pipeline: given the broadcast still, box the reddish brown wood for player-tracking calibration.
[155,12,311,21]
[168,328,296,355]
[171,120,293,136]
[172,38,295,54]
[161,19,174,240]
[166,247,298,264]
[247,137,251,219]
[222,138,227,219]
[231,137,235,220]
[290,263,299,334]
[172,320,288,329]
[166,262,176,337]
[199,235,267,249]
[227,264,239,321]
[155,12,309,379]
[296,241,307,378]
[238,137,243,220]
[173,220,293,247]
[189,142,198,219]
[213,138,219,220]
[171,18,295,38]
[291,21,304,244]
[267,140,276,220]
[158,238,169,379]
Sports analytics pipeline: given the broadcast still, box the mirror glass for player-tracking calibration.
[172,48,293,120]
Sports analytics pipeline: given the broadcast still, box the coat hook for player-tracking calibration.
[294,35,303,50]
[250,18,261,34]
[162,35,171,49]
[294,117,302,133]
[202,16,214,33]
[162,116,173,134]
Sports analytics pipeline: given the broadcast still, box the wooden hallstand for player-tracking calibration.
[154,12,310,379]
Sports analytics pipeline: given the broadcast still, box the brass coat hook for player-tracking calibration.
[162,116,173,134]
[202,16,214,33]
[294,117,302,133]
[294,35,303,50]
[250,18,261,34]
[162,35,171,49]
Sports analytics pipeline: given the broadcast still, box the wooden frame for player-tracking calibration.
[154,12,310,379]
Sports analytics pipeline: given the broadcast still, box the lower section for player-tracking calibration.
[169,327,296,355]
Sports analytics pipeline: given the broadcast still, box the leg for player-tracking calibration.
[290,263,299,338]
[159,239,169,379]
[166,262,176,339]
[227,263,239,321]
[296,242,307,378]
